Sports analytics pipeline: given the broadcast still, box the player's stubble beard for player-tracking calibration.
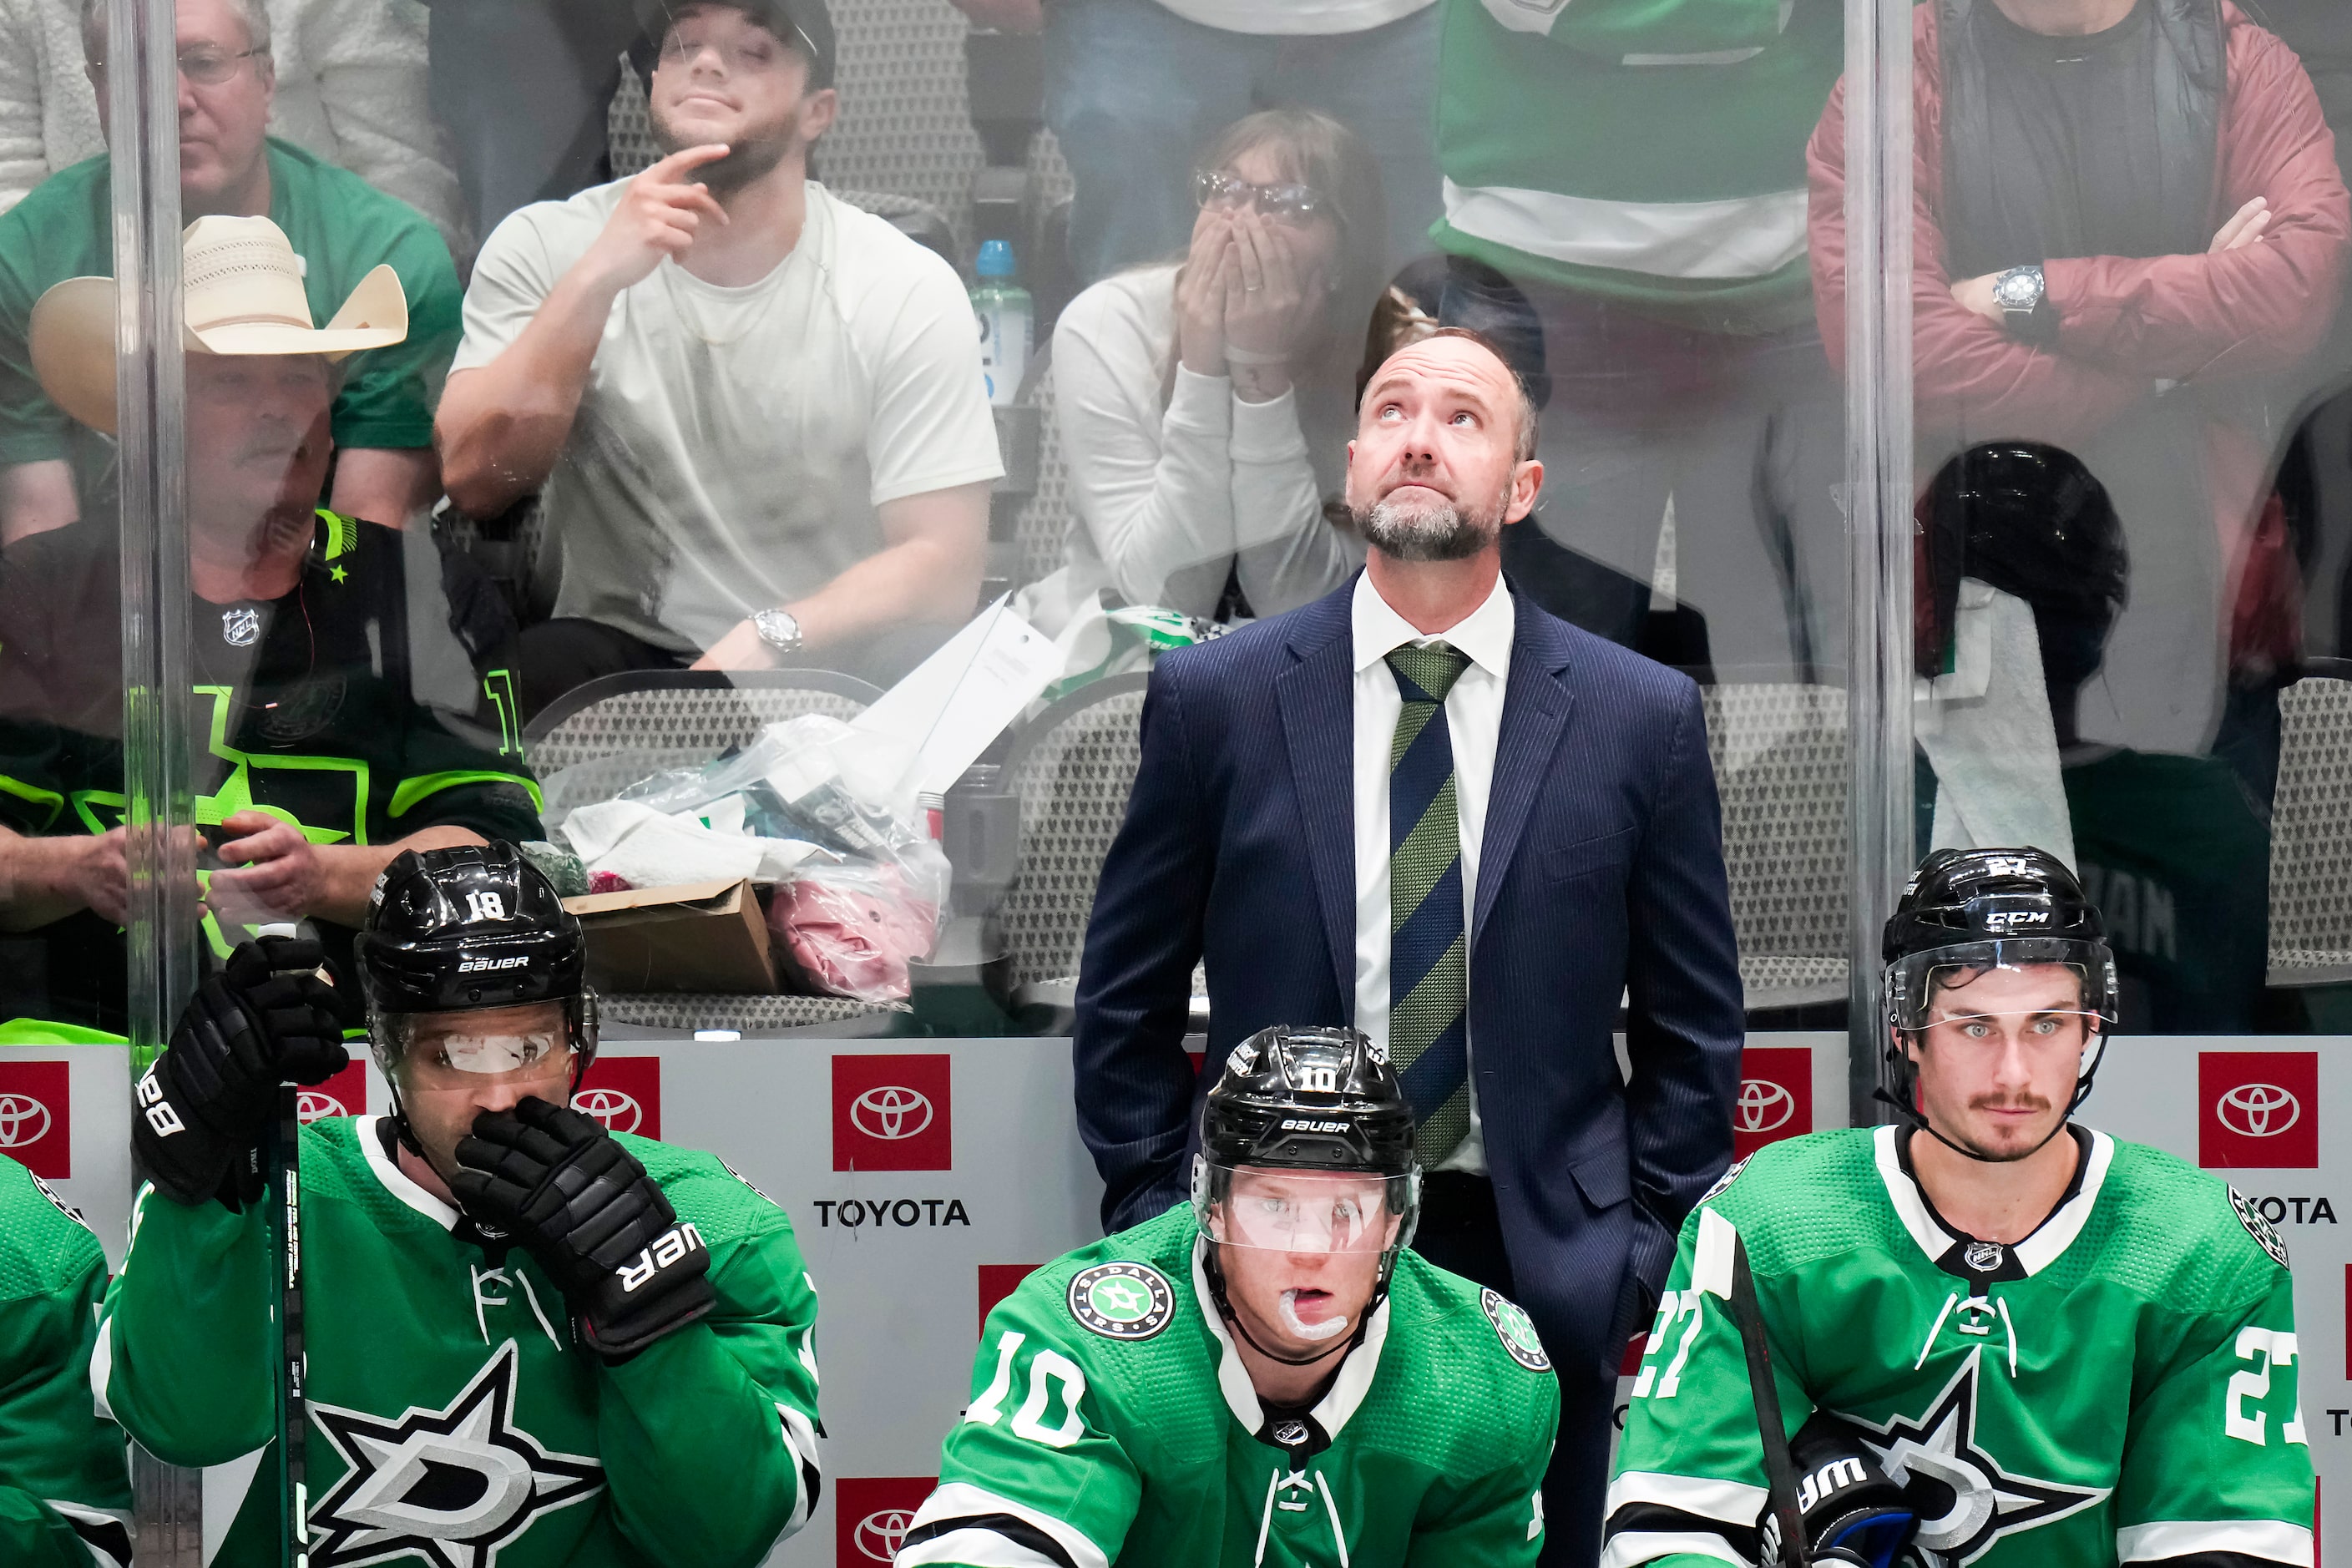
[1349,471,1512,562]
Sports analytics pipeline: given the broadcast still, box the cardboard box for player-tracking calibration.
[562,878,776,994]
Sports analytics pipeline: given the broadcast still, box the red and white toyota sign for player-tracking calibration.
[296,1062,372,1124]
[833,1055,953,1173]
[834,1476,935,1567]
[0,1060,70,1180]
[574,1055,661,1141]
[2199,1050,2319,1171]
[1732,1046,1814,1159]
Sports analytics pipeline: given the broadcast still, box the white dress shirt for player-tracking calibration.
[1350,569,1515,1175]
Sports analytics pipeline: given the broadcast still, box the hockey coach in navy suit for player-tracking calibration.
[1071,327,1745,1565]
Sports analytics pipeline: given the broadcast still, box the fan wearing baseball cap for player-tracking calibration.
[0,214,542,1034]
[436,0,1004,718]
[0,0,461,546]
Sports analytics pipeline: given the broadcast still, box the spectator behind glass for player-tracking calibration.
[1430,0,1849,683]
[1037,109,1380,627]
[0,215,540,1034]
[1918,442,2270,1032]
[0,0,467,255]
[0,0,462,548]
[1811,0,2350,777]
[947,0,1440,286]
[438,0,1003,721]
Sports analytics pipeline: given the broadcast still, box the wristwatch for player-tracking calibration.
[1992,265,2057,345]
[751,607,804,655]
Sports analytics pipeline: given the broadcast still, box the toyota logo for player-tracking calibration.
[574,1089,643,1134]
[296,1090,349,1124]
[0,1095,53,1149]
[851,1086,933,1141]
[854,1509,917,1561]
[1735,1080,1794,1134]
[2217,1084,2301,1139]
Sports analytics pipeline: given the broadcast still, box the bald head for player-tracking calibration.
[1359,330,1537,464]
[1345,331,1543,564]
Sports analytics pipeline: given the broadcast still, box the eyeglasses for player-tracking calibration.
[1192,169,1328,225]
[90,45,265,88]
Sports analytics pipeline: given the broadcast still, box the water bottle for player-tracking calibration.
[971,239,1032,407]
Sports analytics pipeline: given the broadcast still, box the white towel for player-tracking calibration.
[1914,580,2076,869]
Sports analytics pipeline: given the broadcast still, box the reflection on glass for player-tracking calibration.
[1819,0,2351,1029]
[0,0,458,547]
[0,213,539,1032]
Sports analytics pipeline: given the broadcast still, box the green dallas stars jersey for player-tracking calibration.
[0,1156,131,1568]
[1608,1126,2314,1568]
[900,1206,1558,1568]
[97,1115,822,1568]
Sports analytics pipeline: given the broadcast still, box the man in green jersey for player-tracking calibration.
[1608,847,2314,1567]
[0,1155,132,1567]
[899,1024,1559,1567]
[103,843,824,1567]
[0,0,459,542]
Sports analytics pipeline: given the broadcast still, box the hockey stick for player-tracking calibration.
[258,927,313,1567]
[1696,1209,1808,1568]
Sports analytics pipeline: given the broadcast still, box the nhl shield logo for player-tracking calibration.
[220,606,262,647]
[1481,1288,1550,1372]
[1067,1262,1175,1341]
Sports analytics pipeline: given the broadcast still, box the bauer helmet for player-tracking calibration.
[1191,1026,1421,1362]
[1883,848,2117,1150]
[354,844,595,1144]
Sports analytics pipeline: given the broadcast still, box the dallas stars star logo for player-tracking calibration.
[306,1340,603,1568]
[1842,1352,2105,1565]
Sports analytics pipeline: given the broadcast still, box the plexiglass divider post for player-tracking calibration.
[1840,0,1917,1130]
[109,0,204,1557]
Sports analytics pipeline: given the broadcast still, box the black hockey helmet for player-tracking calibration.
[1191,1026,1421,1364]
[354,842,596,1089]
[1917,442,2127,690]
[1883,848,2118,1142]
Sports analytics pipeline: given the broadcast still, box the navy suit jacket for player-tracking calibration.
[1071,576,1745,1376]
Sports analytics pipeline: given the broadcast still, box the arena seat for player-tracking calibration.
[1702,682,1851,1012]
[2269,673,2352,986]
[521,670,903,1033]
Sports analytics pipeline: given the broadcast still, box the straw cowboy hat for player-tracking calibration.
[28,213,407,436]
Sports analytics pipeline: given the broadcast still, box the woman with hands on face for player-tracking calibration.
[1038,109,1388,627]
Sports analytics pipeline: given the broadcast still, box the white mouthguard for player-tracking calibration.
[1279,1289,1349,1342]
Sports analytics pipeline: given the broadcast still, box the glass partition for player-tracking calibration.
[58,0,2338,1552]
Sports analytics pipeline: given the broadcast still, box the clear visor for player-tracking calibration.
[377,1012,576,1080]
[1201,1165,1409,1256]
[1888,939,2113,1038]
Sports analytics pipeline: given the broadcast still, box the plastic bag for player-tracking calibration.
[771,846,948,1004]
[615,715,926,867]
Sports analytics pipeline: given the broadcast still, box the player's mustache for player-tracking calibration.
[1969,1093,2054,1113]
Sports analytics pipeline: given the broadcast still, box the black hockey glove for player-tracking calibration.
[134,937,349,1210]
[449,1097,716,1360]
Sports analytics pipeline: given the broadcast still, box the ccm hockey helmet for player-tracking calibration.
[1882,848,2117,1151]
[354,842,596,1096]
[1192,1026,1421,1364]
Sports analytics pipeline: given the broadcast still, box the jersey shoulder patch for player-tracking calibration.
[1697,1155,1751,1206]
[27,1172,90,1234]
[1068,1261,1176,1341]
[2228,1186,2292,1268]
[1480,1287,1551,1372]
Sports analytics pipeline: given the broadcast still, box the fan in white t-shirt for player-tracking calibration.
[437,0,1003,717]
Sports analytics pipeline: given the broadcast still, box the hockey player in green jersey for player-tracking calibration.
[101,842,822,1568]
[898,1024,1559,1567]
[1608,847,2314,1568]
[0,1155,131,1566]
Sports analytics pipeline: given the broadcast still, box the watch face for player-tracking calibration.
[1997,273,2039,306]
